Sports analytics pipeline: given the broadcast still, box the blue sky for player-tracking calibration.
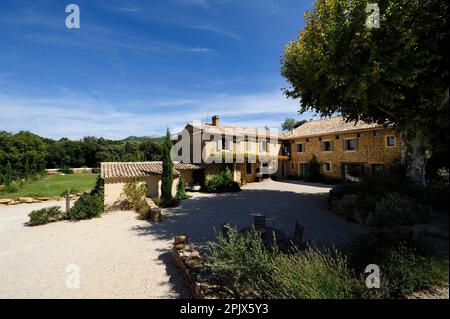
[0,0,315,139]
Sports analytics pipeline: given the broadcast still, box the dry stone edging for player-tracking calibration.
[172,235,235,299]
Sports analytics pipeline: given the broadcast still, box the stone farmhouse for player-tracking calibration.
[101,115,401,206]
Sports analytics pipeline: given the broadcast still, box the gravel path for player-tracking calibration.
[0,200,189,298]
[0,180,370,298]
[150,179,370,249]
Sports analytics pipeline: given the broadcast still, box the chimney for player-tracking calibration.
[212,115,219,126]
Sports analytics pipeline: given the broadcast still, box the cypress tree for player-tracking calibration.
[161,128,173,202]
[4,161,12,187]
[24,158,30,180]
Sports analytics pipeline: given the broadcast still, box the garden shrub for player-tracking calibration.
[368,192,433,228]
[28,206,65,226]
[424,168,449,213]
[206,227,447,299]
[68,175,104,220]
[265,249,361,299]
[207,227,276,296]
[59,166,74,174]
[123,177,147,209]
[91,168,100,174]
[203,167,241,193]
[69,192,103,220]
[176,176,189,200]
[329,163,436,228]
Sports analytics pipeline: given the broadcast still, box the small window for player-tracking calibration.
[372,131,380,137]
[321,141,333,152]
[386,136,396,147]
[323,162,331,172]
[318,137,322,141]
[297,144,304,152]
[259,140,267,152]
[344,139,357,151]
[306,138,309,142]
[246,163,252,174]
[357,133,362,138]
[218,136,231,150]
[290,162,296,170]
[336,135,339,140]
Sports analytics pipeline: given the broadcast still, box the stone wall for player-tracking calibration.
[172,235,235,299]
[288,127,401,179]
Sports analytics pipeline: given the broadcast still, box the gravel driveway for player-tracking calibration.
[0,179,369,298]
[0,200,189,298]
[147,179,370,248]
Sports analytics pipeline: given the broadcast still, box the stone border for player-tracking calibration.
[172,235,235,299]
[0,195,81,206]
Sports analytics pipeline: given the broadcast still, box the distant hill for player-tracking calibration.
[121,136,164,144]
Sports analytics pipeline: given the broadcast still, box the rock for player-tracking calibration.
[191,250,201,258]
[76,193,83,196]
[185,258,203,269]
[174,235,188,245]
[175,243,185,250]
[7,200,20,205]
[37,197,50,201]
[0,198,13,204]
[427,226,449,239]
[19,197,34,203]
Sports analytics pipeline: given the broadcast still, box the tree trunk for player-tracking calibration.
[400,129,428,186]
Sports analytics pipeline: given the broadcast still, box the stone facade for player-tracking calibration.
[288,127,401,179]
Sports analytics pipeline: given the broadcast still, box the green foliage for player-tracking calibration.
[123,178,147,208]
[266,249,359,299]
[281,118,307,131]
[330,164,435,228]
[281,0,449,183]
[207,227,277,295]
[28,206,65,226]
[0,130,162,187]
[161,128,174,202]
[24,158,30,181]
[346,230,448,298]
[204,167,241,193]
[68,175,104,220]
[304,155,321,182]
[59,166,74,174]
[4,162,12,187]
[176,175,189,200]
[424,168,449,213]
[207,227,448,299]
[369,193,433,228]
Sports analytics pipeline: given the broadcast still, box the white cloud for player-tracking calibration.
[0,90,310,140]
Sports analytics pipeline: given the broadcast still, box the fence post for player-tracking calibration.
[65,188,71,215]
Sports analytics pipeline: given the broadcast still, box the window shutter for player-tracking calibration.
[331,141,334,151]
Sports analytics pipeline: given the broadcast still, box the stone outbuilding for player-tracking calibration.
[100,161,202,207]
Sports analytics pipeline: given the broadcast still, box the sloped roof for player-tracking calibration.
[101,162,202,179]
[189,123,286,139]
[286,117,383,138]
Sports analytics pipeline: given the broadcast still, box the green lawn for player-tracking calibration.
[0,174,99,199]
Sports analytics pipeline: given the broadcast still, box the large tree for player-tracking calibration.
[281,0,449,185]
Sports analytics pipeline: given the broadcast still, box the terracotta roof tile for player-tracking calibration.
[286,117,383,138]
[101,162,202,179]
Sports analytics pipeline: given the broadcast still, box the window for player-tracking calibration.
[259,139,267,152]
[321,141,333,152]
[297,143,304,152]
[336,135,340,140]
[217,136,232,151]
[344,139,357,151]
[372,130,380,137]
[301,163,309,178]
[290,162,296,170]
[246,163,252,174]
[323,162,331,172]
[386,136,396,147]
